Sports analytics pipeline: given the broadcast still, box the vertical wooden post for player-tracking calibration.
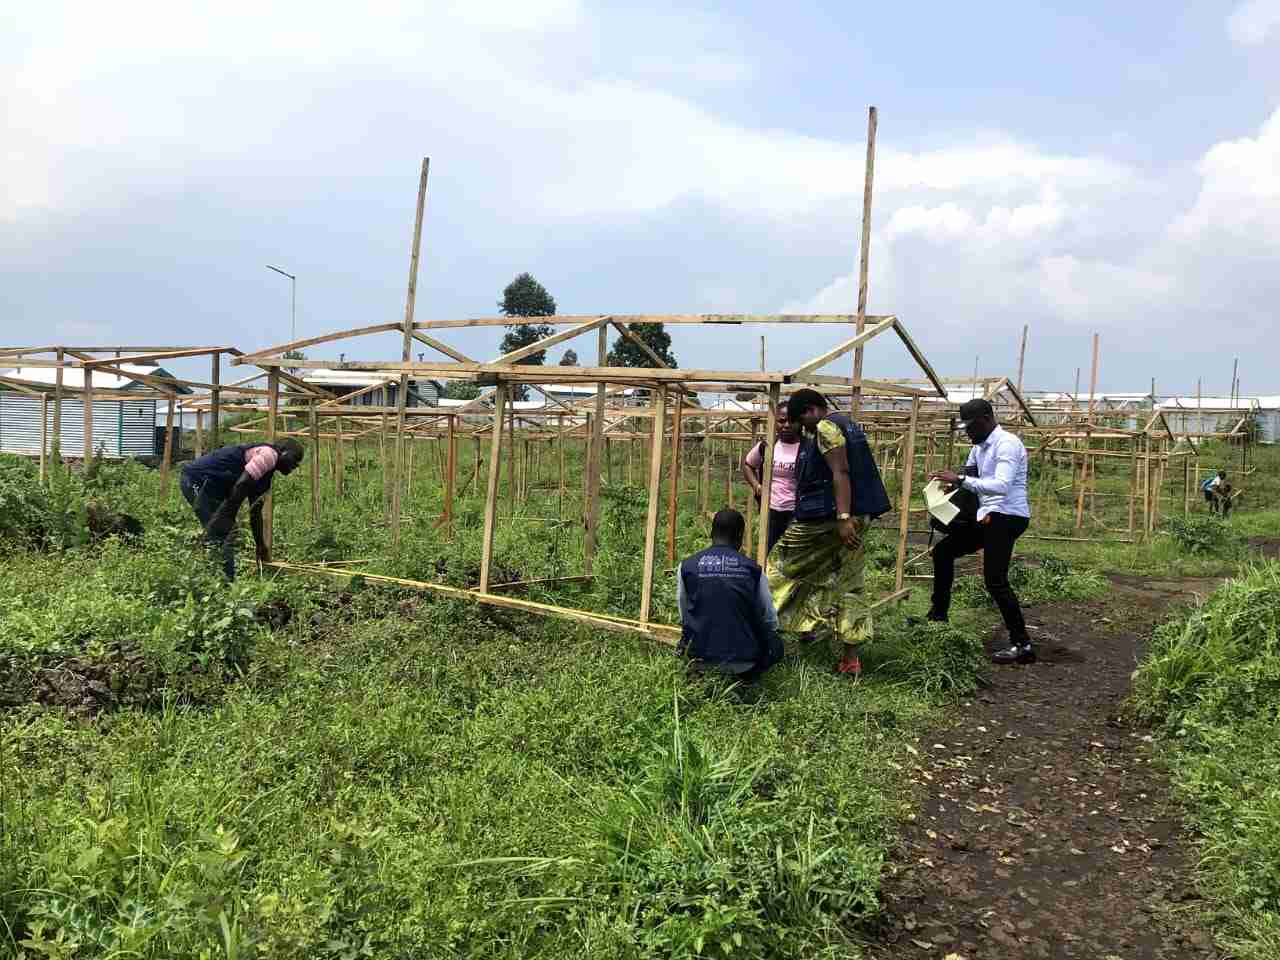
[1127,434,1138,536]
[895,398,920,592]
[701,420,711,515]
[479,383,507,593]
[265,370,279,550]
[390,157,430,547]
[335,416,345,496]
[39,393,48,484]
[557,413,566,518]
[665,390,685,567]
[83,365,94,462]
[209,353,221,450]
[744,421,757,545]
[584,324,608,575]
[850,105,877,417]
[195,410,204,458]
[379,411,388,513]
[160,398,176,495]
[309,400,320,524]
[755,385,779,563]
[444,413,457,537]
[506,404,516,521]
[1016,323,1029,394]
[639,386,668,624]
[471,436,481,494]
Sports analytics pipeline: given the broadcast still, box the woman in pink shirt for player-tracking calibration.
[741,402,802,553]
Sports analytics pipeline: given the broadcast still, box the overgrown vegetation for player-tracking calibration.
[1,434,1276,958]
[1131,563,1280,959]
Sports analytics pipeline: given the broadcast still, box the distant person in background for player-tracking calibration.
[677,509,783,686]
[179,439,304,579]
[929,399,1033,665]
[769,389,892,677]
[1202,470,1227,514]
[741,401,802,553]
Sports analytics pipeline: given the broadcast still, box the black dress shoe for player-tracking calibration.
[992,643,1036,665]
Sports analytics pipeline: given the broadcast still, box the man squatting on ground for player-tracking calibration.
[1202,470,1232,516]
[741,400,802,553]
[767,388,892,677]
[677,509,784,684]
[179,439,304,580]
[928,398,1034,665]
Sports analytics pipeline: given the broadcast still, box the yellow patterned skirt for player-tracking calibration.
[766,517,872,647]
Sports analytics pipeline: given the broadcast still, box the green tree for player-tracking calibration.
[443,381,481,401]
[498,272,557,399]
[559,348,579,366]
[606,323,678,369]
[282,349,306,374]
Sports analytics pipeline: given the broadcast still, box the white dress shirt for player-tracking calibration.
[960,425,1030,520]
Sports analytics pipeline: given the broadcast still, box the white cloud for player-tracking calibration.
[1227,0,1280,46]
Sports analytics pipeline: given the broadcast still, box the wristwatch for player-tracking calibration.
[837,512,851,521]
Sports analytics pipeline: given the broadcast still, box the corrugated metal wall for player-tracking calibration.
[0,393,157,458]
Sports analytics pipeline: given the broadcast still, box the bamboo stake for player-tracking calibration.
[895,398,920,592]
[210,353,221,450]
[665,391,685,567]
[850,105,877,416]
[160,398,176,495]
[479,383,507,593]
[756,385,779,563]
[83,366,93,461]
[264,370,279,550]
[39,393,48,483]
[639,387,667,624]
[309,401,320,523]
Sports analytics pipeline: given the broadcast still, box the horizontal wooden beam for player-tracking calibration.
[244,357,790,383]
[84,346,234,366]
[414,313,895,330]
[236,323,404,362]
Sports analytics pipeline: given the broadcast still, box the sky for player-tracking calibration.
[3,0,1280,395]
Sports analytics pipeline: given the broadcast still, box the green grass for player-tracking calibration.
[1131,562,1280,960]
[0,432,1275,958]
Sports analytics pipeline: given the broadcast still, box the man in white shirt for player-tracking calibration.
[928,399,1034,665]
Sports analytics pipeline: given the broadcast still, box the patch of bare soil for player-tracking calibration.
[1248,536,1280,560]
[862,577,1221,959]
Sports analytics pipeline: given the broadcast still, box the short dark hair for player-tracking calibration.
[711,508,745,545]
[787,388,828,423]
[957,398,995,423]
[277,438,304,461]
[1218,469,1227,477]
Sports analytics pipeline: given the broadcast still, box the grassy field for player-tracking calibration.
[1,429,1276,958]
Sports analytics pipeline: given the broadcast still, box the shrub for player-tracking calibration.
[1161,515,1244,557]
[863,619,987,697]
[951,556,1106,609]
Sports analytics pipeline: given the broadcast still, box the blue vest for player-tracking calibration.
[181,444,273,501]
[793,412,891,522]
[679,545,767,667]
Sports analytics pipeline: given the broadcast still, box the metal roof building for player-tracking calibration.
[0,363,192,459]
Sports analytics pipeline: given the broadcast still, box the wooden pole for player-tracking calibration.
[265,370,279,550]
[390,159,430,546]
[584,324,608,575]
[557,413,565,518]
[665,390,685,567]
[82,365,93,462]
[39,393,48,484]
[210,353,221,450]
[335,416,345,496]
[850,105,877,417]
[195,410,204,457]
[1127,434,1138,536]
[506,403,516,521]
[479,383,507,593]
[309,401,320,524]
[639,387,667,624]
[444,413,457,538]
[701,420,711,515]
[1016,323,1028,395]
[895,398,920,592]
[51,348,64,471]
[755,385,779,563]
[160,398,176,495]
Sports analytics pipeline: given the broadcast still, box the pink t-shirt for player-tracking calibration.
[243,444,280,481]
[745,440,800,510]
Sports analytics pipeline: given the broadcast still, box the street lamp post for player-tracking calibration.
[265,264,296,341]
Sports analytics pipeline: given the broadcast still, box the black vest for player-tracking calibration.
[181,443,274,501]
[679,545,766,666]
[793,413,891,522]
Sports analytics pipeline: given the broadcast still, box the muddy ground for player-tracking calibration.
[863,574,1223,959]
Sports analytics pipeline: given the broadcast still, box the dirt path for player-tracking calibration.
[863,576,1223,959]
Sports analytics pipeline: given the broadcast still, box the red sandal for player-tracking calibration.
[836,655,862,677]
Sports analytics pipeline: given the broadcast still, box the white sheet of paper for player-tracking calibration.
[923,479,960,526]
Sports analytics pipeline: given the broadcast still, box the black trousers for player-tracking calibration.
[766,508,794,553]
[931,513,1030,644]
